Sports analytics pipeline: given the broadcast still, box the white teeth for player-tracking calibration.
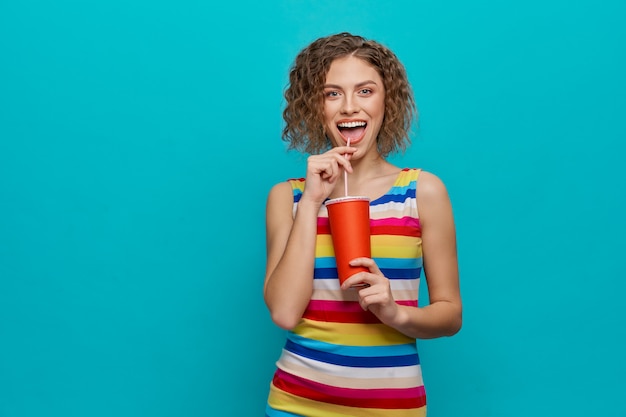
[337,121,366,128]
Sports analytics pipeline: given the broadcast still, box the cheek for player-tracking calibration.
[323,99,335,115]
[322,106,336,127]
[374,97,386,117]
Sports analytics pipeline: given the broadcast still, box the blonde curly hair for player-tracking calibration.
[282,32,417,157]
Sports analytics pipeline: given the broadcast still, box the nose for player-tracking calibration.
[341,95,360,115]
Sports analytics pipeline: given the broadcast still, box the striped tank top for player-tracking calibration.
[266,168,425,417]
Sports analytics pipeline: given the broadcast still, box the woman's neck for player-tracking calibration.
[331,154,401,200]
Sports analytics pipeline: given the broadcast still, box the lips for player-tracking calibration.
[337,120,367,144]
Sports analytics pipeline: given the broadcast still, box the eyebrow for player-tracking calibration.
[323,80,379,89]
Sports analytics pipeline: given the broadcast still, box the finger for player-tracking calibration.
[310,158,337,181]
[348,257,383,275]
[331,146,357,155]
[358,291,384,312]
[340,155,353,173]
[317,154,350,175]
[327,160,342,182]
[338,146,356,164]
[327,147,355,172]
[340,272,371,290]
[320,161,336,181]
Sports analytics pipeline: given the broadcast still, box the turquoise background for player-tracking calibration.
[1,0,625,416]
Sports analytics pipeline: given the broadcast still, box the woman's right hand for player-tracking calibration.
[301,146,356,205]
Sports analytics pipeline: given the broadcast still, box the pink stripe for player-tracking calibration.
[307,300,362,312]
[371,216,420,228]
[317,217,329,226]
[308,299,417,311]
[321,216,419,227]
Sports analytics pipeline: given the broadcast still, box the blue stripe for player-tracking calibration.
[291,182,303,203]
[315,257,337,268]
[315,263,421,279]
[375,257,423,269]
[284,339,419,368]
[287,332,418,357]
[314,267,338,279]
[372,192,414,205]
[380,267,422,279]
[388,181,416,194]
[314,267,421,279]
[317,257,421,269]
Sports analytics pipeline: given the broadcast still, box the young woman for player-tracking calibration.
[264,32,462,417]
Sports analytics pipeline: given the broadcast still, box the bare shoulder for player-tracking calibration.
[417,170,451,201]
[266,180,295,222]
[267,180,294,203]
[416,170,454,224]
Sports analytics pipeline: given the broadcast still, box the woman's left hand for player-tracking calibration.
[340,258,399,325]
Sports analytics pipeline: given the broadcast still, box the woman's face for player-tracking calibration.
[322,55,385,159]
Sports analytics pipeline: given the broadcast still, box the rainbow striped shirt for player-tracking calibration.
[266,168,425,417]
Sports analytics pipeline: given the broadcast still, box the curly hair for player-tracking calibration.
[282,32,417,157]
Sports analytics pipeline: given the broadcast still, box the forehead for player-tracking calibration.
[325,55,382,85]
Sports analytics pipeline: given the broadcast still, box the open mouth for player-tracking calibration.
[337,121,367,144]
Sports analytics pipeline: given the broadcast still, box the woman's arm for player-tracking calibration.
[263,182,318,330]
[264,147,355,330]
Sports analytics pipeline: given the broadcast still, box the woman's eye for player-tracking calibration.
[359,88,372,95]
[325,91,340,98]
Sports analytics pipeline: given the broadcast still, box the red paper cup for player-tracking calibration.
[325,196,371,285]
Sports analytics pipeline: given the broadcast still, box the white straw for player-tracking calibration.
[344,138,350,196]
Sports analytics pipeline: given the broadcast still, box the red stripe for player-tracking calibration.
[273,369,426,409]
[370,225,421,237]
[317,217,330,235]
[303,300,417,323]
[303,300,379,323]
[317,225,330,235]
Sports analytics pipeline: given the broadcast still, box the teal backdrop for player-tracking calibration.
[1,1,625,416]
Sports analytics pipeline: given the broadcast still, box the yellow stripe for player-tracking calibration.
[293,319,414,346]
[372,235,419,247]
[290,179,305,191]
[317,235,422,258]
[371,235,422,258]
[268,384,426,417]
[373,245,421,259]
[316,234,335,257]
[393,169,420,187]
